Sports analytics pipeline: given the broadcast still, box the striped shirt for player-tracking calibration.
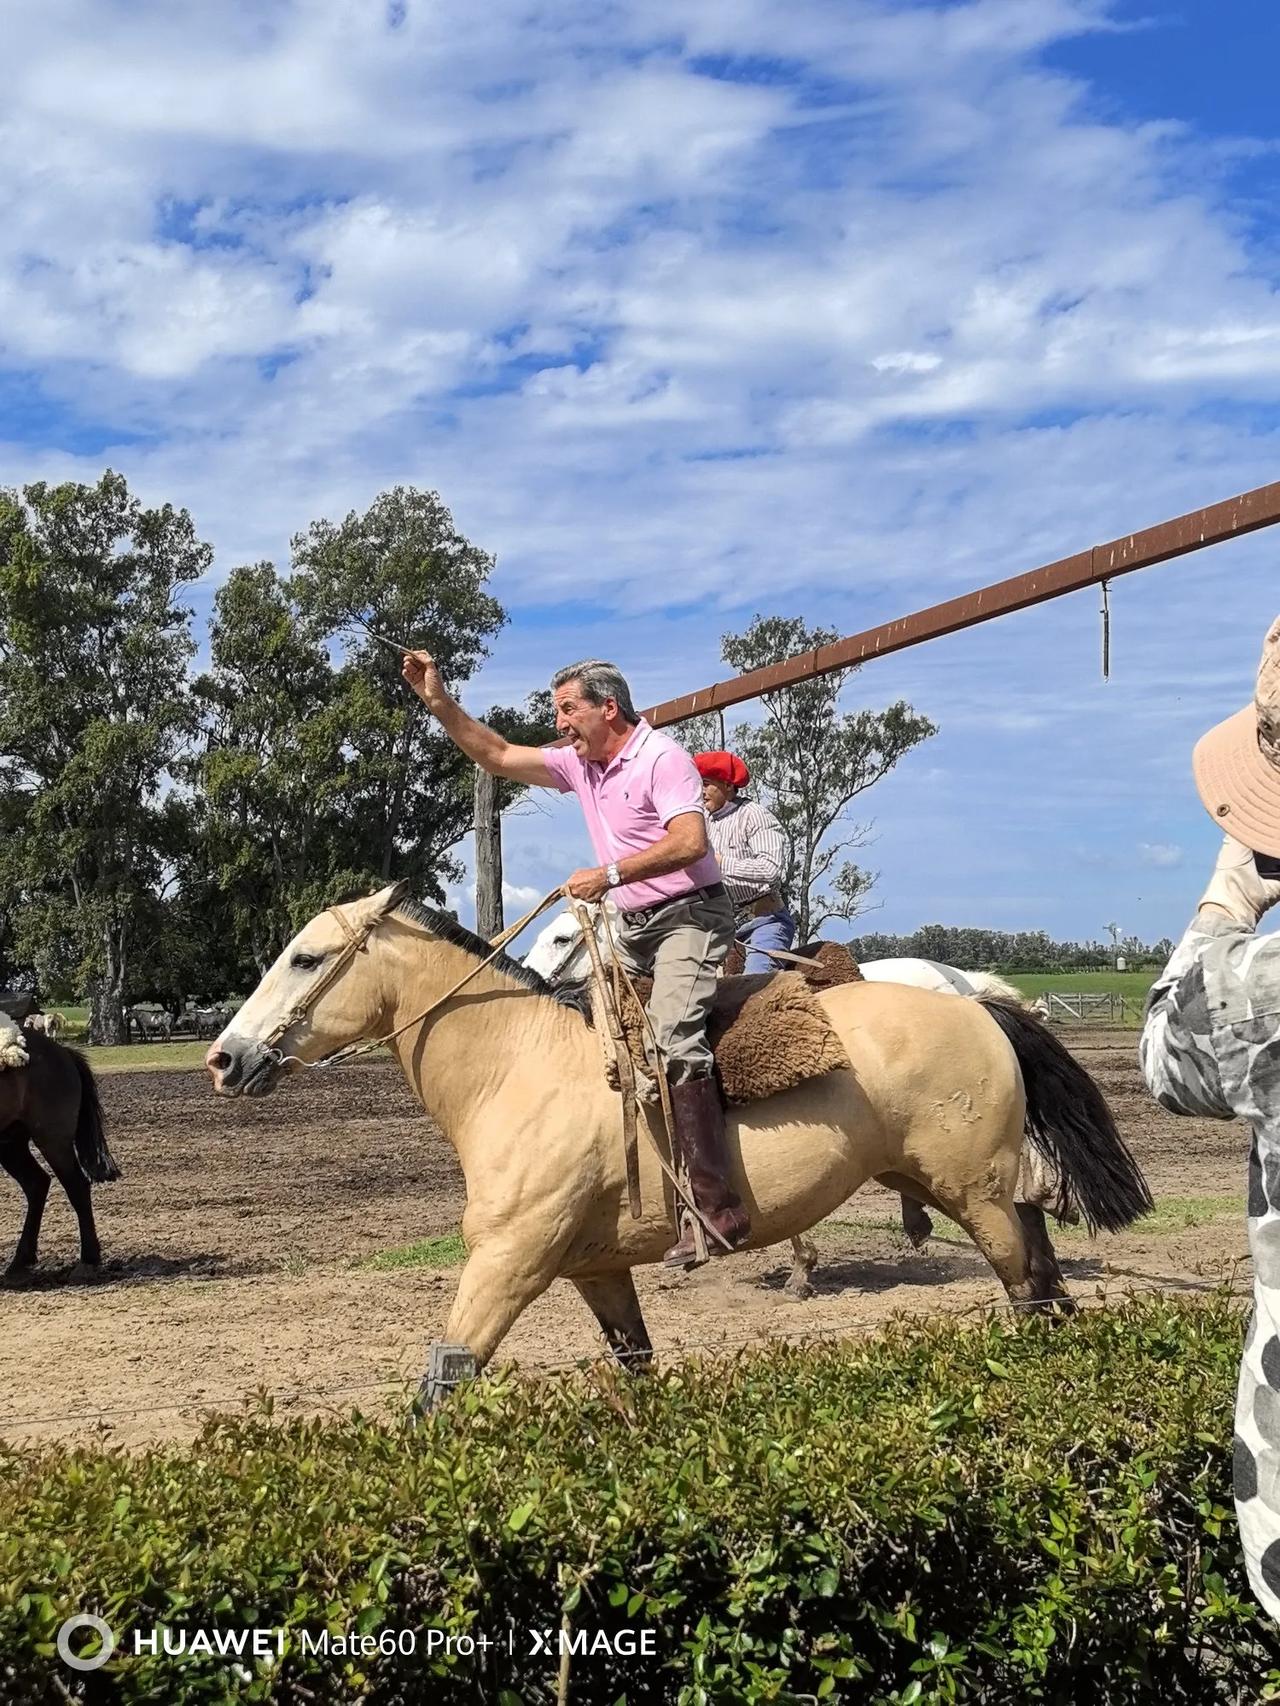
[707,798,789,906]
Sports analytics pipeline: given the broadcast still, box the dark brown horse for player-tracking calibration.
[0,1030,121,1274]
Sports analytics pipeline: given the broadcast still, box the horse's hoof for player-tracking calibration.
[415,1343,478,1415]
[3,1263,36,1287]
[785,1277,815,1301]
[903,1213,933,1249]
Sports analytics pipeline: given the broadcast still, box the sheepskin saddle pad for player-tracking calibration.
[723,938,864,987]
[617,970,850,1105]
[0,1012,28,1071]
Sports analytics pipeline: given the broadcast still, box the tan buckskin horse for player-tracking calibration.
[206,886,1152,1400]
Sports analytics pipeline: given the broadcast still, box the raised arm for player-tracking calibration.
[402,651,554,787]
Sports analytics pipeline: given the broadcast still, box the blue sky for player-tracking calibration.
[4,0,1279,945]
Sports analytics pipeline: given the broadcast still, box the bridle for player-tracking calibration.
[253,889,566,1075]
[539,915,595,987]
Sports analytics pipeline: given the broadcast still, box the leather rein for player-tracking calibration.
[258,888,566,1074]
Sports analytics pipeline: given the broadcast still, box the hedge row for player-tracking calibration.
[2,1295,1279,1704]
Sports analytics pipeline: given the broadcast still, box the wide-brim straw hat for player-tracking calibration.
[1193,615,1280,853]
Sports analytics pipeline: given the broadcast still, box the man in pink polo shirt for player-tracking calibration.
[401,651,750,1268]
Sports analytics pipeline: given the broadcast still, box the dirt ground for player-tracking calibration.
[0,1033,1251,1448]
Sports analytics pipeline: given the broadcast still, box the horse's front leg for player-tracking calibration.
[419,1228,569,1409]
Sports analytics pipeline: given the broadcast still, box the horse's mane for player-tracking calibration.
[392,898,570,1003]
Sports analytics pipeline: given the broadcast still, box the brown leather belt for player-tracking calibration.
[620,882,726,926]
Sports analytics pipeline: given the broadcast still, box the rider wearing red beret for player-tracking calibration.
[693,751,797,973]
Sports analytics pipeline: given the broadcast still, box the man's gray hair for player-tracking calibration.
[550,660,638,723]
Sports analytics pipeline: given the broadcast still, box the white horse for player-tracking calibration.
[23,1011,65,1040]
[522,901,1026,1008]
[520,903,1067,1291]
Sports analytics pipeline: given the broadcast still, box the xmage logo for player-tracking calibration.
[528,1628,657,1658]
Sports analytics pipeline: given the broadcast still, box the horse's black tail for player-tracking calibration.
[979,997,1152,1234]
[68,1048,121,1183]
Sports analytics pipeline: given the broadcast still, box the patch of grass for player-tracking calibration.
[1003,969,1157,1001]
[362,1232,467,1270]
[818,1215,909,1239]
[1057,1193,1240,1241]
[824,1195,1241,1250]
[78,1041,211,1075]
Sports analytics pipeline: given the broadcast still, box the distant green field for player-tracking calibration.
[1003,969,1156,1001]
[80,1041,211,1074]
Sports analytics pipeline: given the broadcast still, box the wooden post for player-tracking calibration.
[473,765,504,939]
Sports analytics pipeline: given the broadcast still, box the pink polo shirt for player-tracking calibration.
[541,719,722,912]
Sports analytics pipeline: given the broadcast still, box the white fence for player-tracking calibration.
[1041,991,1137,1025]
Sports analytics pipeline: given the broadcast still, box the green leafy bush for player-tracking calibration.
[1,1295,1277,1703]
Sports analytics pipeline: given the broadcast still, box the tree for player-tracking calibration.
[669,709,726,757]
[290,487,507,902]
[188,562,348,975]
[719,616,937,942]
[0,473,208,1041]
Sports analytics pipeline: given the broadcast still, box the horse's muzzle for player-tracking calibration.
[205,1035,283,1098]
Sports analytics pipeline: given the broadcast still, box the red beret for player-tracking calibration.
[694,750,750,788]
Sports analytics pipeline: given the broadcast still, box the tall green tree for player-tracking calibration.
[0,472,209,1040]
[189,562,348,973]
[290,487,507,899]
[718,616,937,942]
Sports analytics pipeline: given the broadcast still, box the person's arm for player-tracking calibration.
[402,651,555,787]
[565,814,708,900]
[1139,918,1237,1120]
[1142,836,1280,1121]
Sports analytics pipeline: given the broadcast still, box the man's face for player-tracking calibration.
[554,681,614,760]
[701,778,733,813]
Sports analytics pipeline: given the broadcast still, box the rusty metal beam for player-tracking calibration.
[641,478,1280,728]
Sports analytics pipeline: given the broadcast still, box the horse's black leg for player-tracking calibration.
[573,1273,654,1372]
[900,1195,934,1247]
[1015,1202,1074,1315]
[34,1129,102,1267]
[0,1139,51,1272]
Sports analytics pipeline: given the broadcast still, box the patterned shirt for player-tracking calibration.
[1140,910,1280,1621]
[707,798,789,907]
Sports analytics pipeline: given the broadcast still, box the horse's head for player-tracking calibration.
[206,883,407,1097]
[521,899,616,987]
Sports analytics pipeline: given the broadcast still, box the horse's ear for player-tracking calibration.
[376,879,412,915]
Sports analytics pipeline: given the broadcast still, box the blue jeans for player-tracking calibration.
[736,908,797,973]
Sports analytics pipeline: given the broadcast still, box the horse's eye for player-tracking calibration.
[291,952,323,971]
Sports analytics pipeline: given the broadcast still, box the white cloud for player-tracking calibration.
[3,0,1280,939]
[501,881,543,907]
[1138,842,1184,869]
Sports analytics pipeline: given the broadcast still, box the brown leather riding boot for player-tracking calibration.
[663,1075,752,1269]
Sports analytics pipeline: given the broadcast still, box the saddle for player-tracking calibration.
[722,938,864,987]
[608,969,851,1105]
[0,1012,28,1071]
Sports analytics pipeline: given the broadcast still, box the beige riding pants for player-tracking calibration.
[613,890,735,1084]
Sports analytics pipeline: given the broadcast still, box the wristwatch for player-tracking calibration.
[605,862,622,888]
